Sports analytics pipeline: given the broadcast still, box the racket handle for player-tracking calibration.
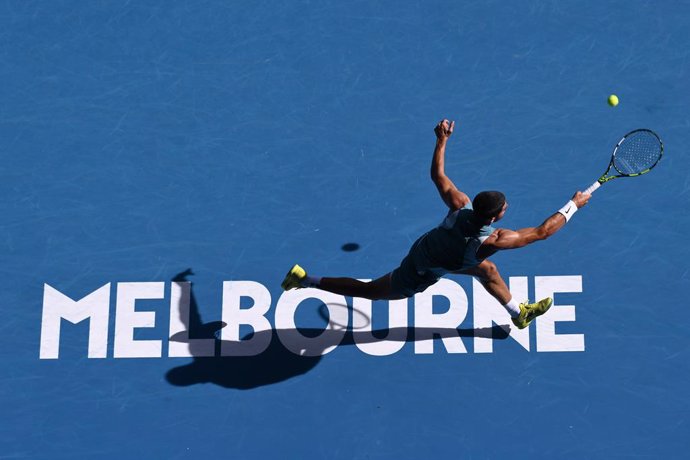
[583,181,601,195]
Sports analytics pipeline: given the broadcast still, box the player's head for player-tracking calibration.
[473,191,507,223]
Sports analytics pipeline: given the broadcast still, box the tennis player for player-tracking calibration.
[282,119,591,329]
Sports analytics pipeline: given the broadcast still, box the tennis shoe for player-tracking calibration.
[281,264,307,291]
[511,297,553,329]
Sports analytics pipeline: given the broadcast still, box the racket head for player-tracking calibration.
[611,129,663,177]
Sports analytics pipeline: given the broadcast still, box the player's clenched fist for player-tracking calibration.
[434,119,455,141]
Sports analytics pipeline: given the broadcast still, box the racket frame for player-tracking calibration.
[584,128,663,195]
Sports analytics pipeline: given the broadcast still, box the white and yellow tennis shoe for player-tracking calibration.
[281,264,307,291]
[512,297,553,329]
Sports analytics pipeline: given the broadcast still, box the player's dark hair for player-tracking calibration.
[473,191,506,219]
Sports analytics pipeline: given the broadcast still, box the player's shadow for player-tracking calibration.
[166,269,511,390]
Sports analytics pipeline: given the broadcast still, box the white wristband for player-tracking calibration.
[557,200,578,222]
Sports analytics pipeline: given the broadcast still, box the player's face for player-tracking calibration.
[493,202,508,222]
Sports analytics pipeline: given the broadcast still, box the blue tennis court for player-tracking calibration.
[3,1,690,458]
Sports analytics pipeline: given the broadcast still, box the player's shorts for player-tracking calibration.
[390,253,440,298]
[390,235,444,298]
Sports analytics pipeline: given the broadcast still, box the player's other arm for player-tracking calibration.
[430,119,471,211]
[485,192,591,250]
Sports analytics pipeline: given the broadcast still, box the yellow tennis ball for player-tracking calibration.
[608,94,619,107]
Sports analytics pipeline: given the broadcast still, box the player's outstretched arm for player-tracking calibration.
[430,119,470,211]
[484,192,591,250]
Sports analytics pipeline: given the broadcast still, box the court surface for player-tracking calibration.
[3,1,690,458]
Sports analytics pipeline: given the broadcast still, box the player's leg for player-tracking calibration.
[457,260,512,304]
[281,264,404,300]
[457,260,552,329]
[319,273,404,300]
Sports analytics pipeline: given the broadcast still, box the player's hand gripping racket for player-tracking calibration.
[584,129,663,194]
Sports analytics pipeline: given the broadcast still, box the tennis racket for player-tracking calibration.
[584,129,663,195]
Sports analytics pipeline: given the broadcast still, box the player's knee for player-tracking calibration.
[356,280,377,299]
[480,260,500,280]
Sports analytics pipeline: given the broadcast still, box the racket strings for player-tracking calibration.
[614,131,662,175]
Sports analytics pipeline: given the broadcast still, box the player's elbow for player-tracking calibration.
[534,227,549,241]
[430,170,445,184]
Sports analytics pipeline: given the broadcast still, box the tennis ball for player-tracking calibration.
[608,94,619,107]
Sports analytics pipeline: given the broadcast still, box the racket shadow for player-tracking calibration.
[166,269,511,390]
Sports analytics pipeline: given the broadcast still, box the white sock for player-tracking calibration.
[301,275,321,288]
[503,298,521,318]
